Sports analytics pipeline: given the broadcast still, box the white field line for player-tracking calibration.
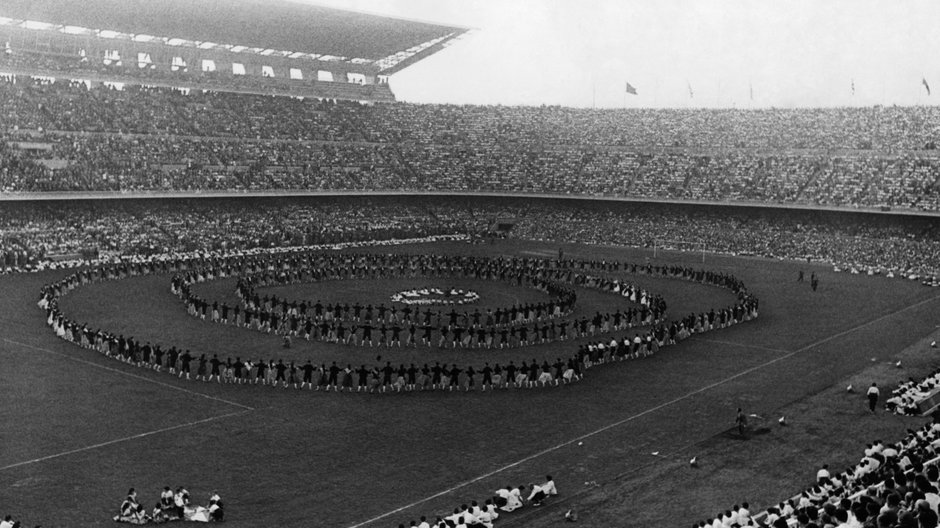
[0,410,251,472]
[346,293,940,528]
[2,338,254,411]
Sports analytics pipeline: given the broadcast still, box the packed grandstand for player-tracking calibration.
[3,2,940,528]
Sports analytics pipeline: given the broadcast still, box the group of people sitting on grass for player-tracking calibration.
[887,370,940,416]
[0,515,32,528]
[702,420,940,527]
[115,487,223,524]
[396,477,558,528]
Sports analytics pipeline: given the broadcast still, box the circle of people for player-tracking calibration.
[38,249,759,394]
[173,252,667,352]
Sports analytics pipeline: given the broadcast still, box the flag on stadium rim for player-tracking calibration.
[851,79,855,95]
[923,77,931,96]
[687,81,693,99]
[625,82,637,95]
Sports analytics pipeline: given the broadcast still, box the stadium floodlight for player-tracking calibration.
[166,38,187,47]
[198,41,218,49]
[96,29,122,39]
[0,17,17,26]
[230,45,248,53]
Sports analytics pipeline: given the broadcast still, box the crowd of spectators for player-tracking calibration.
[0,50,393,101]
[703,422,940,527]
[1,75,939,210]
[2,198,939,282]
[888,370,940,416]
[0,199,485,268]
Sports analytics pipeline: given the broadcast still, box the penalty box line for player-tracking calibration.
[2,338,254,411]
[0,409,252,472]
[346,292,940,528]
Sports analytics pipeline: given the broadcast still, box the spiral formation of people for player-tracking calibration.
[38,244,759,395]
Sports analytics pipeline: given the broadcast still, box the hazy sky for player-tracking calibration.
[309,0,937,108]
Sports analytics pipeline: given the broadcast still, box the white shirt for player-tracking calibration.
[542,479,558,495]
[527,484,545,501]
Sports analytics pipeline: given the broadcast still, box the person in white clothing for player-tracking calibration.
[494,485,524,512]
[867,383,880,412]
[527,483,548,506]
[737,503,750,525]
[542,475,558,496]
[483,500,499,522]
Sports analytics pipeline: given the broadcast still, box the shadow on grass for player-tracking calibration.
[717,426,773,441]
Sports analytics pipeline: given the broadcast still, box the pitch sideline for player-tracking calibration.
[345,292,940,528]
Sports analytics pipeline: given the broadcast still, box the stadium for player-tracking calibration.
[1,1,940,527]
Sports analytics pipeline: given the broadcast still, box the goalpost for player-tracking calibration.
[652,239,706,263]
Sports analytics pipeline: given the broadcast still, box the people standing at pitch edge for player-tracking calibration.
[867,383,880,412]
[735,407,748,437]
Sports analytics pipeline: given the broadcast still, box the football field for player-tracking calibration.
[2,238,939,527]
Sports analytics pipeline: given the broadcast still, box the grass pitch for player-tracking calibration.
[1,238,939,528]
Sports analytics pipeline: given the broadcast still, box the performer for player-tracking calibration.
[867,383,880,412]
[735,408,748,437]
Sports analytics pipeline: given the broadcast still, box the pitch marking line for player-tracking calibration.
[692,337,789,354]
[346,293,940,528]
[2,338,254,411]
[0,409,252,472]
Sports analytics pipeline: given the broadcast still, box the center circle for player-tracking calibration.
[390,286,480,306]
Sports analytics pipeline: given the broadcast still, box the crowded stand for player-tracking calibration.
[0,199,481,268]
[887,368,940,416]
[0,50,395,101]
[2,199,939,283]
[702,421,940,528]
[1,75,940,211]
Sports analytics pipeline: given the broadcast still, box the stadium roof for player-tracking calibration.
[0,0,470,71]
